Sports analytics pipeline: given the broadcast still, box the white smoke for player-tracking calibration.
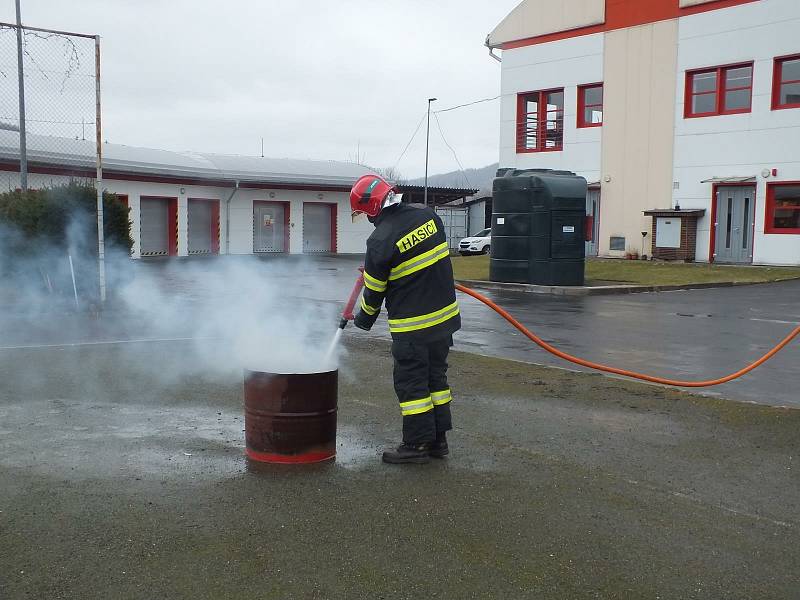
[117,257,342,376]
[1,214,347,380]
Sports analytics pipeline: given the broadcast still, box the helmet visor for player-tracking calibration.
[351,210,368,224]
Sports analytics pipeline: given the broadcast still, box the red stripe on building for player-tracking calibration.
[501,0,760,50]
[167,198,178,256]
[330,203,338,253]
[211,200,220,254]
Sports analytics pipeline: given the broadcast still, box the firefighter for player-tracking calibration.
[350,174,461,464]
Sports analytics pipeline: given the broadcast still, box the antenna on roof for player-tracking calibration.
[260,137,264,158]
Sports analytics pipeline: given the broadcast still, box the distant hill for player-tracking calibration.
[407,163,498,193]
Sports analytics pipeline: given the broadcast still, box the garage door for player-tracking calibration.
[254,201,287,253]
[303,203,334,253]
[140,197,171,256]
[188,199,219,255]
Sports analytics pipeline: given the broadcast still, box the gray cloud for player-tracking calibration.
[3,0,519,178]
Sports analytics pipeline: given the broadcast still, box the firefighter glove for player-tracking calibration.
[354,309,375,331]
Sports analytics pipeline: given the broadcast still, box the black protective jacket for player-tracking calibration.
[354,203,461,342]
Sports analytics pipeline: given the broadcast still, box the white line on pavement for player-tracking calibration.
[0,337,209,351]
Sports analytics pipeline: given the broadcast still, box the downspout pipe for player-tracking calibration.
[485,35,501,63]
[225,180,239,255]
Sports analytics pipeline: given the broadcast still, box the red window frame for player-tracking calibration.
[684,62,753,118]
[765,182,800,235]
[772,54,800,110]
[516,88,564,153]
[577,83,603,128]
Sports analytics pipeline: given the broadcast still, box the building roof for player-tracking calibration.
[643,208,706,217]
[396,184,479,206]
[487,0,605,48]
[0,130,374,188]
[699,176,756,184]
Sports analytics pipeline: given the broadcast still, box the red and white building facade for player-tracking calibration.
[0,132,374,259]
[489,0,800,265]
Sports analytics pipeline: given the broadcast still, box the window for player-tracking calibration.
[685,63,753,118]
[609,236,626,251]
[577,83,603,127]
[765,183,800,234]
[773,55,800,110]
[516,89,564,152]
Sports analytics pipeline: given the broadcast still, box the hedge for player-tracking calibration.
[0,182,133,303]
[0,181,133,258]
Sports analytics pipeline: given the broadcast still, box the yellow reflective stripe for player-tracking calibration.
[389,301,458,325]
[399,396,433,416]
[360,296,378,316]
[388,301,459,333]
[363,270,387,292]
[389,242,450,281]
[431,389,452,405]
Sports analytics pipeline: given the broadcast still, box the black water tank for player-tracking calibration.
[490,169,587,286]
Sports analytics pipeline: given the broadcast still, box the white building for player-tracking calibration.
[0,131,374,258]
[488,0,800,265]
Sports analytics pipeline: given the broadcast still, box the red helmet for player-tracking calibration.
[350,174,395,218]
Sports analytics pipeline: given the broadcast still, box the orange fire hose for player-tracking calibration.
[455,283,800,388]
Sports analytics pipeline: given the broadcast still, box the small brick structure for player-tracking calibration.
[643,209,706,261]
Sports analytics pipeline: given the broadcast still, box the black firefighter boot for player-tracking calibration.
[382,442,431,464]
[429,433,449,459]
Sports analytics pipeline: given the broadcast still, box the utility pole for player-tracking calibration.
[15,0,27,190]
[424,97,436,207]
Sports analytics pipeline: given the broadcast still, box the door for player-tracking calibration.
[435,207,468,250]
[714,186,754,263]
[254,202,287,253]
[140,197,169,256]
[188,199,213,255]
[585,188,600,257]
[303,203,333,253]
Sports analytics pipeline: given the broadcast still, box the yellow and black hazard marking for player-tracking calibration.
[396,218,438,253]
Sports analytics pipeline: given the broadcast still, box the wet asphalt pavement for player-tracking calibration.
[1,255,799,598]
[166,255,800,407]
[28,254,792,408]
[0,335,798,598]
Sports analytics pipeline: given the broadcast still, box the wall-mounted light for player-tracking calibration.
[269,192,276,198]
[179,187,186,194]
[317,193,324,200]
[604,175,611,183]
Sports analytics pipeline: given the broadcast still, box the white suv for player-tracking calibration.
[458,228,491,256]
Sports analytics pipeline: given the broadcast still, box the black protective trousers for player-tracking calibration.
[390,335,453,444]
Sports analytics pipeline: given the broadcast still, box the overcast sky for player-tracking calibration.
[1,0,519,179]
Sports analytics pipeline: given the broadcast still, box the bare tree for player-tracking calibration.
[374,165,405,185]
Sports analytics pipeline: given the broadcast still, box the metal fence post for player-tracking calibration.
[95,35,106,304]
[14,0,27,190]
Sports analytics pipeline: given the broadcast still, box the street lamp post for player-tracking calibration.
[424,97,437,207]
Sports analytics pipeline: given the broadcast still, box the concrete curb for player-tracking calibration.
[455,278,800,296]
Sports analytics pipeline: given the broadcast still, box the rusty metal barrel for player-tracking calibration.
[244,368,338,464]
